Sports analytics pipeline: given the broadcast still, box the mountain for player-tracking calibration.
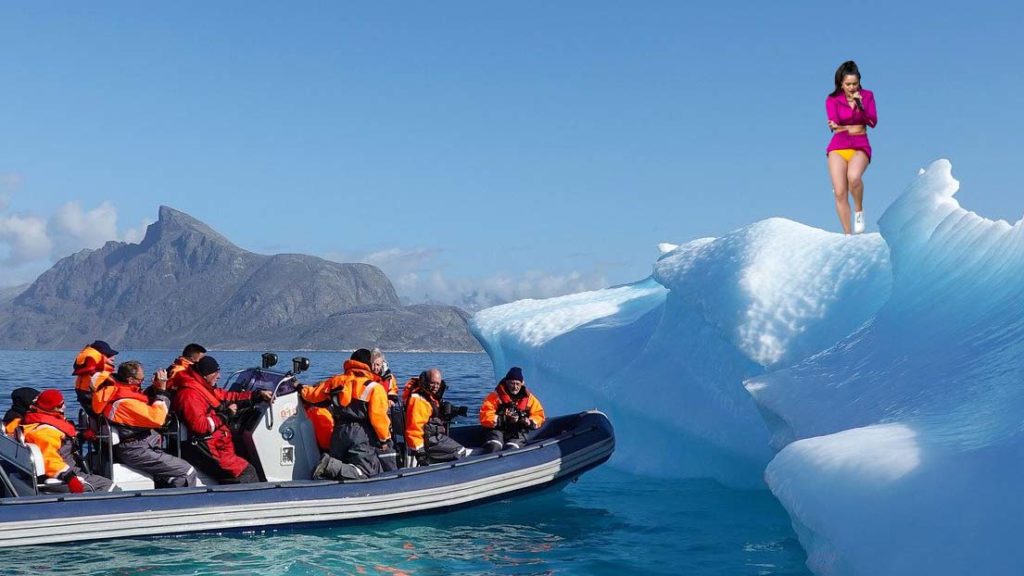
[0,284,27,307]
[0,206,481,351]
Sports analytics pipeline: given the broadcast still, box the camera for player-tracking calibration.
[292,356,310,374]
[440,401,469,420]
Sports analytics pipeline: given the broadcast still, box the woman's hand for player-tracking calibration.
[828,120,844,132]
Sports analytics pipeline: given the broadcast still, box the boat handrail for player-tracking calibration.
[384,422,603,481]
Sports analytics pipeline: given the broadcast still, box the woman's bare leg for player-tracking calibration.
[847,152,870,213]
[828,152,852,234]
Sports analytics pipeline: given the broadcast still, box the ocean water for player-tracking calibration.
[0,350,809,575]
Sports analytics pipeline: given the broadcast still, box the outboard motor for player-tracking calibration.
[224,360,319,482]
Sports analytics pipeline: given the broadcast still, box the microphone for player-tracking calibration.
[854,95,864,111]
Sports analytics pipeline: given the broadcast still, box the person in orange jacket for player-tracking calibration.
[302,396,335,453]
[301,349,397,455]
[171,356,271,484]
[3,387,39,436]
[73,340,118,416]
[302,349,394,479]
[479,367,545,453]
[92,360,197,488]
[166,343,208,383]
[405,368,469,466]
[20,389,114,493]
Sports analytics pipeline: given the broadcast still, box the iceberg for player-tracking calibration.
[473,214,891,487]
[470,159,1024,574]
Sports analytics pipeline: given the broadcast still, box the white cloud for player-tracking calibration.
[361,247,440,269]
[48,201,119,257]
[327,246,608,310]
[122,218,153,244]
[0,213,52,265]
[0,197,150,286]
[411,269,609,311]
[0,173,22,211]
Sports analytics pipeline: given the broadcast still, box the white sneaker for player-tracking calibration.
[854,211,865,234]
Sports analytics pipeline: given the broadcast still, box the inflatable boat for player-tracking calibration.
[0,362,614,548]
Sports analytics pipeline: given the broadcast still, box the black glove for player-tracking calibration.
[412,449,428,467]
[378,439,394,453]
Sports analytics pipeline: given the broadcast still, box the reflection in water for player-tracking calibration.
[3,473,807,576]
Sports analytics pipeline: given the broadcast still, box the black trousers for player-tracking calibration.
[181,441,261,484]
[329,421,382,477]
[425,433,468,463]
[483,428,529,453]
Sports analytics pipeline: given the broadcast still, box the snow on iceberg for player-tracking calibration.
[472,217,890,487]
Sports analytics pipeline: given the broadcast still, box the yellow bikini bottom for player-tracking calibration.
[832,149,857,162]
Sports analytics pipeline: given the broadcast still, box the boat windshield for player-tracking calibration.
[225,368,299,396]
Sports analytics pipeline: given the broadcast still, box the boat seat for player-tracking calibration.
[24,443,68,493]
[25,443,45,477]
[87,417,167,490]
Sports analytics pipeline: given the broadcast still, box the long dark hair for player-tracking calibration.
[830,60,862,97]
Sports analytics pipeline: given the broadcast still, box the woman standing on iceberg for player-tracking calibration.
[826,60,877,234]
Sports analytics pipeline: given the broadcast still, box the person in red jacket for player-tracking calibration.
[302,349,394,480]
[21,389,114,493]
[479,367,545,453]
[171,356,271,484]
[73,340,117,416]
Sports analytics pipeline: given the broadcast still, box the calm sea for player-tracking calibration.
[0,350,809,576]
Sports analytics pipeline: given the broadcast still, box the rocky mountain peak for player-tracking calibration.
[140,205,237,250]
[0,206,481,351]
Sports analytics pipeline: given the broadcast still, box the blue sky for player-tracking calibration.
[1,2,1020,307]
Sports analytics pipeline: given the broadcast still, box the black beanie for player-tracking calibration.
[195,356,220,376]
[503,367,524,382]
[350,348,372,365]
[6,387,40,420]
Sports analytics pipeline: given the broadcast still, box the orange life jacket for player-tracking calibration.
[166,357,193,384]
[21,410,78,477]
[403,380,445,451]
[304,405,334,451]
[301,360,391,443]
[479,383,545,430]
[73,346,114,393]
[92,378,168,431]
[4,418,20,436]
[22,410,77,438]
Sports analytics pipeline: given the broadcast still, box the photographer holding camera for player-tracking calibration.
[404,368,470,467]
[479,367,545,453]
